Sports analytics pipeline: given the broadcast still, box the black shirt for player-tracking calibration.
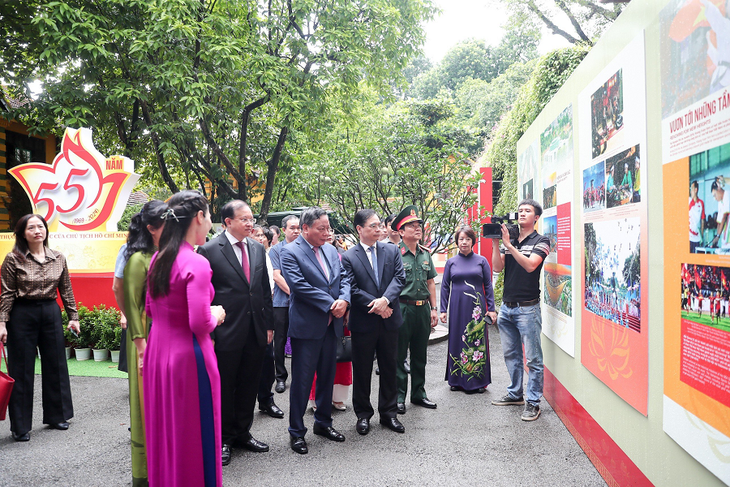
[501,230,550,302]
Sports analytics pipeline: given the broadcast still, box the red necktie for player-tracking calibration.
[235,241,250,282]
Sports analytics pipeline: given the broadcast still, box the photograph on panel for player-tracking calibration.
[583,160,606,212]
[688,141,730,254]
[584,217,641,332]
[606,144,641,209]
[590,69,624,159]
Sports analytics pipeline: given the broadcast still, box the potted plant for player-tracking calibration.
[110,326,123,363]
[74,305,94,361]
[61,310,73,360]
[92,305,119,362]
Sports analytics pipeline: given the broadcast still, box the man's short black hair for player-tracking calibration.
[518,198,543,217]
[220,200,249,222]
[300,207,328,227]
[354,209,378,228]
[281,215,299,230]
[384,213,396,226]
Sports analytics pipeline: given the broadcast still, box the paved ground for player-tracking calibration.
[0,328,606,486]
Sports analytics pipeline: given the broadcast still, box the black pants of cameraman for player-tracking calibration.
[7,299,74,436]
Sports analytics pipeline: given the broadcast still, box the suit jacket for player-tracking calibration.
[198,232,274,351]
[280,235,350,340]
[342,242,406,332]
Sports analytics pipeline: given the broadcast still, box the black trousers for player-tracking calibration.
[215,326,266,445]
[351,322,399,420]
[273,307,289,382]
[257,341,275,407]
[7,299,74,435]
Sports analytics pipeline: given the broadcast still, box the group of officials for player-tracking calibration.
[196,197,549,461]
[198,202,443,459]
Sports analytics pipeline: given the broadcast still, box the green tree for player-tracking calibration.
[2,0,436,219]
[303,96,483,253]
[410,26,539,100]
[502,0,625,46]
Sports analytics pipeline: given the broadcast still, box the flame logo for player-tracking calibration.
[9,128,140,232]
[588,314,633,380]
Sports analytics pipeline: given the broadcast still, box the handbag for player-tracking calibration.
[0,343,14,421]
[336,335,352,363]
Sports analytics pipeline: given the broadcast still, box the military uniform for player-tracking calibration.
[397,242,436,403]
[392,206,437,406]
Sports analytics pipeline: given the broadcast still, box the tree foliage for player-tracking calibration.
[411,29,539,100]
[300,96,482,253]
[502,0,625,46]
[1,0,435,219]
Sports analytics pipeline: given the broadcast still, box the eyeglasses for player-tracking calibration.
[233,217,256,224]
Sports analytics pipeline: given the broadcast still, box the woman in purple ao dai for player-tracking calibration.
[439,226,497,394]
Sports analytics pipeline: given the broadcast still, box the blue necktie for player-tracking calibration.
[369,246,379,286]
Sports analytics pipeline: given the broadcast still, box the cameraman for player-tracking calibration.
[490,199,550,421]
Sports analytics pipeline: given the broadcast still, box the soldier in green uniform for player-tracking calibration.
[392,206,439,414]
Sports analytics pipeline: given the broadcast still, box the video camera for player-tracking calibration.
[482,212,519,240]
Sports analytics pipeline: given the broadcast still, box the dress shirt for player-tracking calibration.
[224,230,249,266]
[0,247,79,321]
[359,241,377,270]
[358,241,388,303]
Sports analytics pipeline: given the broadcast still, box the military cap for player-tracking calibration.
[392,205,423,231]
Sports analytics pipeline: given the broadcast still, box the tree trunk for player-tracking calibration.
[139,100,179,193]
[258,126,288,221]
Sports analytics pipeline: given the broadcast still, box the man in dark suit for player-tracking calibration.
[198,200,274,466]
[280,207,351,454]
[342,209,406,436]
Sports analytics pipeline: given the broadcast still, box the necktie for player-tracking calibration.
[313,246,329,280]
[235,241,250,282]
[369,245,379,286]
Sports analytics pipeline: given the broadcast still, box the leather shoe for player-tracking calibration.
[49,422,69,430]
[221,444,232,466]
[259,402,284,418]
[356,418,370,435]
[12,431,30,442]
[290,436,308,454]
[239,436,269,452]
[411,398,437,409]
[313,424,345,442]
[380,417,405,433]
[396,402,406,414]
[275,380,286,393]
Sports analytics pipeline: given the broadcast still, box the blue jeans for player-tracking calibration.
[497,302,544,406]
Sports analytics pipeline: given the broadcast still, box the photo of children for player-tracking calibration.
[661,0,730,119]
[606,144,641,209]
[583,160,606,212]
[584,217,641,332]
[688,141,730,254]
[591,69,624,159]
[681,263,730,333]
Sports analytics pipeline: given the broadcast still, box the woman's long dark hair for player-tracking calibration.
[148,190,209,298]
[124,200,168,260]
[12,214,49,262]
